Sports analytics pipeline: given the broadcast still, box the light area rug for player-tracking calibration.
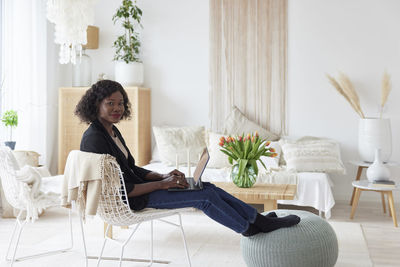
[330,222,373,267]
[0,208,371,267]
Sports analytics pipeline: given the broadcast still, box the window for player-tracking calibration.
[0,0,3,114]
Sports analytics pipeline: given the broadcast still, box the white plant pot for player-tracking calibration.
[114,61,144,86]
[358,118,392,163]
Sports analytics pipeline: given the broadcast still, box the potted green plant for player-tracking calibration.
[113,0,144,86]
[1,110,18,150]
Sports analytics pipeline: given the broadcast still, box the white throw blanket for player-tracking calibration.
[61,151,120,220]
[15,165,59,222]
[257,166,298,185]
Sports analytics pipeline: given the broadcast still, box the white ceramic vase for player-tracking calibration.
[72,52,92,86]
[358,118,391,163]
[366,148,390,182]
[115,61,144,86]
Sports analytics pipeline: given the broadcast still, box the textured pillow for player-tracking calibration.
[153,126,206,166]
[280,136,345,173]
[205,131,231,168]
[223,106,279,141]
[12,150,40,168]
[257,141,282,170]
[150,145,161,163]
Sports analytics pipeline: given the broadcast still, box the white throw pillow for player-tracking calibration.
[280,136,346,173]
[205,131,231,168]
[153,126,206,166]
[223,106,279,141]
[150,145,161,163]
[257,141,281,170]
[12,150,40,168]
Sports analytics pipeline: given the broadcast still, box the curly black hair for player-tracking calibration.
[75,80,132,124]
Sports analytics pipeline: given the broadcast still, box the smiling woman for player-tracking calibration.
[75,80,301,237]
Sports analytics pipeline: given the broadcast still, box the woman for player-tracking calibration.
[75,80,300,236]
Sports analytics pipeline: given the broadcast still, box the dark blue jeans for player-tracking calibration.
[147,182,257,233]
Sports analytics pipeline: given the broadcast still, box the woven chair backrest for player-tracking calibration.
[0,147,25,210]
[96,158,134,226]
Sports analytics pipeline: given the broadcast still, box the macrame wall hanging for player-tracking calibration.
[209,0,288,135]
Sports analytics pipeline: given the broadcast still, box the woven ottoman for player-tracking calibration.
[241,210,338,267]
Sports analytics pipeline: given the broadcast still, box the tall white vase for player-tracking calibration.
[115,61,144,86]
[366,148,390,182]
[358,118,391,163]
[72,52,92,86]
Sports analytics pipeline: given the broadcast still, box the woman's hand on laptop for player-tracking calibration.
[164,169,185,179]
[159,174,189,189]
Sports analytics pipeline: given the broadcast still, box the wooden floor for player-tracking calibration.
[279,199,400,267]
[0,199,399,266]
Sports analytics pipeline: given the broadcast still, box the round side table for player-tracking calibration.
[348,160,399,206]
[350,180,399,227]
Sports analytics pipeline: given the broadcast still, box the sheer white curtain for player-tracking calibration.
[209,0,287,135]
[1,0,48,163]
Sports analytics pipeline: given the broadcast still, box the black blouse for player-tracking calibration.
[80,119,151,210]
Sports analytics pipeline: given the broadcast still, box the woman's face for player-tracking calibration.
[97,91,125,126]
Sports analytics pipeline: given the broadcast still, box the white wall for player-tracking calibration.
[88,0,209,128]
[287,0,400,202]
[51,0,400,203]
[46,23,70,174]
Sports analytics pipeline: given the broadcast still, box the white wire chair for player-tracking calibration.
[93,153,193,267]
[0,146,88,267]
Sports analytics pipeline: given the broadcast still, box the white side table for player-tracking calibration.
[348,160,399,206]
[350,180,399,227]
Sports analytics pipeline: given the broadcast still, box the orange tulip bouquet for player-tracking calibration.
[219,132,277,188]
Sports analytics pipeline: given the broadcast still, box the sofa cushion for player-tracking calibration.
[223,106,279,141]
[153,126,206,166]
[279,136,345,173]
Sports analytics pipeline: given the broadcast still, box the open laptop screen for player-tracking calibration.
[193,148,210,183]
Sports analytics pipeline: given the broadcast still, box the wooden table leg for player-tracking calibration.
[381,192,387,214]
[387,191,398,227]
[263,200,277,212]
[350,188,362,219]
[104,223,113,239]
[350,166,364,205]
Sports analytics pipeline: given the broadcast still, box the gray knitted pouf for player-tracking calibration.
[241,210,338,267]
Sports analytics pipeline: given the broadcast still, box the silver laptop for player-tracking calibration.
[168,148,209,191]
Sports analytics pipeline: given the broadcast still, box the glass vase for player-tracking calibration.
[231,164,257,188]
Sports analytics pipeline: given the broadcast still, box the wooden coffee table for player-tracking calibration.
[213,182,297,211]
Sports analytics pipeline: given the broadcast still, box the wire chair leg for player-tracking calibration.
[78,212,88,267]
[5,211,21,262]
[119,246,124,267]
[67,209,74,250]
[178,214,192,267]
[148,220,154,267]
[97,223,111,267]
[119,223,141,266]
[6,209,75,265]
[10,219,27,267]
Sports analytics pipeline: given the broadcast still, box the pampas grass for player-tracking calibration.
[326,73,365,118]
[327,71,392,118]
[380,70,392,118]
